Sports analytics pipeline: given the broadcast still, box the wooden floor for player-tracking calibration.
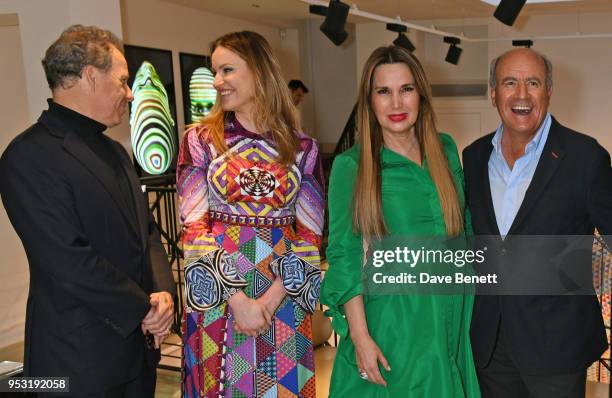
[0,340,609,398]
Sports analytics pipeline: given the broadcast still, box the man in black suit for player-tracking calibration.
[0,25,176,397]
[463,48,611,397]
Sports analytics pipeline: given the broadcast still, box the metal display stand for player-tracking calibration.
[141,175,183,372]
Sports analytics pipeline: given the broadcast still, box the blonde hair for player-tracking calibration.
[353,46,463,239]
[198,31,300,164]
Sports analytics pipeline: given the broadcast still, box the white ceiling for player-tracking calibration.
[162,0,612,29]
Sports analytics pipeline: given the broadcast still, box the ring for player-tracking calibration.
[359,369,368,380]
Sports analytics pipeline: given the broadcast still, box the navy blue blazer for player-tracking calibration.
[462,116,611,375]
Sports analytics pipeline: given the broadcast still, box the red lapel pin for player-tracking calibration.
[551,151,559,159]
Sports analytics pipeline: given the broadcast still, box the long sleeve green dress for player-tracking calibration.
[320,133,481,397]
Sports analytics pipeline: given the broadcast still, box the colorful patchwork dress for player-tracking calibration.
[177,117,324,398]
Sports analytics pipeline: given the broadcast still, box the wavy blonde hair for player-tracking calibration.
[198,31,300,164]
[353,46,463,239]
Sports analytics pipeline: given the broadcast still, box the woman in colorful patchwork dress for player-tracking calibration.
[320,46,480,397]
[177,31,324,398]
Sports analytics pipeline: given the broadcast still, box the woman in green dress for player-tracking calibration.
[320,45,480,397]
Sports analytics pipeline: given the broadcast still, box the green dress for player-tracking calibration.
[320,134,481,397]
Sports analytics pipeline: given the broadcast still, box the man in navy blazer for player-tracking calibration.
[0,25,176,397]
[462,48,612,397]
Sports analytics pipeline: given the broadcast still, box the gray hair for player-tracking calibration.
[42,24,123,90]
[489,49,553,90]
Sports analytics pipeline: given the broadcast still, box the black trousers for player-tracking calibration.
[35,360,157,398]
[90,364,156,398]
[477,321,586,398]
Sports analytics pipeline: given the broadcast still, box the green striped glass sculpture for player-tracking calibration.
[129,61,176,175]
[188,66,216,123]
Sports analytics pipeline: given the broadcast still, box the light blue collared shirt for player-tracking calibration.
[488,113,552,237]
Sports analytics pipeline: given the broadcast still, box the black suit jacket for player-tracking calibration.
[463,117,612,375]
[0,109,176,393]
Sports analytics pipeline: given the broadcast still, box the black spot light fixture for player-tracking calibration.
[320,0,350,46]
[443,37,462,65]
[512,39,534,48]
[386,23,416,52]
[494,0,527,26]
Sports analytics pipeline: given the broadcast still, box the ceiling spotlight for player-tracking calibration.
[386,23,406,33]
[320,0,350,46]
[309,5,328,17]
[394,33,416,52]
[493,0,527,26]
[386,23,416,52]
[443,37,462,65]
[512,39,534,48]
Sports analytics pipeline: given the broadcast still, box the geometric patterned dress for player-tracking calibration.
[177,116,325,398]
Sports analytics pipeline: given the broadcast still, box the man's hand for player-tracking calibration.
[228,292,272,337]
[141,291,174,348]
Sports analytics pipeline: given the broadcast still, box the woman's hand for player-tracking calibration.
[343,295,391,386]
[351,332,391,386]
[228,292,272,337]
[257,277,286,315]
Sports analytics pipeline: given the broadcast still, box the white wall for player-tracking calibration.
[353,14,612,155]
[0,0,123,124]
[280,28,301,83]
[117,0,299,150]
